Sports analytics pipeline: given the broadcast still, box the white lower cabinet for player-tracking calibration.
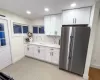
[26,45,34,57]
[25,44,60,65]
[38,46,45,60]
[33,45,39,59]
[45,48,60,65]
[51,48,60,64]
[45,48,52,63]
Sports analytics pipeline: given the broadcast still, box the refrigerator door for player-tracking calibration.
[69,27,90,75]
[59,27,72,70]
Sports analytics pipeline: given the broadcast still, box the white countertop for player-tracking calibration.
[27,42,60,48]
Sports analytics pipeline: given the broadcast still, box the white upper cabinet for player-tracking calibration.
[62,10,75,25]
[62,7,91,25]
[44,16,51,35]
[55,14,62,36]
[44,14,61,36]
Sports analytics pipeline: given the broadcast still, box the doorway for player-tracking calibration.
[0,18,12,70]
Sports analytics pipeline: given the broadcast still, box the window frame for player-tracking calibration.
[13,24,22,34]
[39,26,45,34]
[22,25,29,34]
[33,26,39,34]
[33,25,44,34]
[13,22,29,36]
[0,23,6,46]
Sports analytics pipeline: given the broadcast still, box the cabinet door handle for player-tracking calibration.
[27,47,29,50]
[75,18,76,24]
[52,52,53,56]
[38,49,40,53]
[73,18,74,23]
[50,52,51,56]
[55,31,57,35]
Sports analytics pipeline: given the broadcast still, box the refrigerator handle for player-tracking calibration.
[69,36,74,59]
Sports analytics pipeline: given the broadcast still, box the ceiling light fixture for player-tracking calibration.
[44,8,49,12]
[26,10,31,15]
[71,3,76,7]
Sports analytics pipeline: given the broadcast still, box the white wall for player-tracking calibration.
[83,3,100,79]
[91,14,100,68]
[32,18,44,25]
[0,9,32,63]
[90,2,100,69]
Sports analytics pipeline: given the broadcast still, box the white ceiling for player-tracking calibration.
[0,0,98,19]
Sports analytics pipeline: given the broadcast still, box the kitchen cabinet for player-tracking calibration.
[62,7,91,25]
[25,44,60,65]
[44,16,51,35]
[31,45,45,60]
[37,46,45,60]
[62,10,75,25]
[44,14,61,36]
[45,47,60,65]
[45,48,52,63]
[55,15,62,36]
[33,45,39,59]
[26,45,34,57]
[51,48,60,64]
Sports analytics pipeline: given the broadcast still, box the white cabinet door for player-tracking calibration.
[55,14,62,36]
[26,45,34,57]
[33,45,39,59]
[62,7,91,25]
[44,14,61,36]
[45,47,52,63]
[74,7,91,24]
[50,15,56,35]
[51,48,60,65]
[24,44,27,55]
[62,10,75,25]
[39,46,45,60]
[44,16,51,35]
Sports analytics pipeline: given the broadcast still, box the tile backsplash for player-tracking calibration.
[33,34,60,44]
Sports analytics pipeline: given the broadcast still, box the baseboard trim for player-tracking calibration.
[25,56,59,66]
[91,64,100,69]
[12,56,25,63]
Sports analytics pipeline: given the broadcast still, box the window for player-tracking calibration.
[33,27,38,33]
[0,32,5,38]
[13,24,22,33]
[39,26,44,34]
[13,23,29,34]
[0,24,4,31]
[33,26,45,34]
[1,39,6,46]
[23,26,28,33]
[0,23,6,46]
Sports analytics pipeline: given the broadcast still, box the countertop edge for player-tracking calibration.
[26,43,60,49]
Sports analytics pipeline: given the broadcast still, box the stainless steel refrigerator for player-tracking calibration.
[59,25,90,76]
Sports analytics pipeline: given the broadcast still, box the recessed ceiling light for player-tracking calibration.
[71,3,76,7]
[26,10,31,15]
[44,8,49,12]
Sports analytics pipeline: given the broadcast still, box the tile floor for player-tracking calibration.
[1,57,85,80]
